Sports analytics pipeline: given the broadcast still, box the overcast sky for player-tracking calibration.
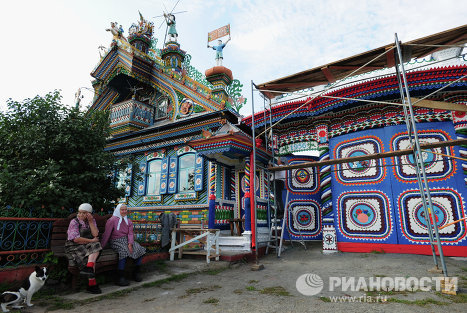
[0,0,465,116]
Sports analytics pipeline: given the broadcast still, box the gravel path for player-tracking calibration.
[20,243,467,313]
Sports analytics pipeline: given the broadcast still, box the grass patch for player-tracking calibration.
[146,260,169,273]
[84,272,192,304]
[47,298,75,311]
[203,297,219,304]
[142,272,190,288]
[374,274,386,277]
[34,295,75,311]
[203,268,226,276]
[245,285,291,296]
[366,289,413,297]
[233,289,243,294]
[461,267,467,272]
[260,286,291,297]
[436,291,467,303]
[370,250,385,254]
[249,280,259,284]
[185,285,221,295]
[386,297,448,306]
[319,296,331,302]
[95,289,132,301]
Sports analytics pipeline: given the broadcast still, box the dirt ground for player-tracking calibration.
[17,242,467,313]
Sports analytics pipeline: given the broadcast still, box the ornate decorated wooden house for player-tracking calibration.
[89,16,466,257]
[89,14,270,252]
[248,25,467,256]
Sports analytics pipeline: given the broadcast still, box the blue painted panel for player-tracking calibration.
[329,128,398,244]
[389,122,467,247]
[160,157,168,195]
[137,160,147,196]
[194,154,204,192]
[329,121,467,249]
[280,156,323,241]
[168,156,178,194]
[125,164,133,197]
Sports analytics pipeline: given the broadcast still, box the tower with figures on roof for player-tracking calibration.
[88,11,259,256]
[128,12,154,54]
[205,24,233,105]
[160,41,186,73]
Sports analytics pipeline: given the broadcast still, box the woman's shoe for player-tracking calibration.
[117,270,129,286]
[86,285,102,294]
[133,266,143,282]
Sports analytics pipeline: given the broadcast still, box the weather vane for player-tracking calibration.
[153,0,187,45]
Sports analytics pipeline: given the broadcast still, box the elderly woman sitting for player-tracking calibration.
[101,204,146,286]
[64,203,102,294]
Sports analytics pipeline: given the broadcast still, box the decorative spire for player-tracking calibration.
[128,12,154,53]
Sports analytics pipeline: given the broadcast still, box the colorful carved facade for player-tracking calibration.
[245,50,467,256]
[89,15,466,256]
[89,14,268,251]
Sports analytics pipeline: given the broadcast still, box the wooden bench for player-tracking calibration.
[169,227,220,264]
[51,213,119,290]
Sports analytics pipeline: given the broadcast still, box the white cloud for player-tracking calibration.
[0,0,465,116]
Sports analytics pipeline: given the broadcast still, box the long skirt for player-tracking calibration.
[64,240,102,268]
[110,237,146,260]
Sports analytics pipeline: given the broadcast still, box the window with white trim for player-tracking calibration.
[178,153,195,193]
[146,159,162,195]
[154,97,168,120]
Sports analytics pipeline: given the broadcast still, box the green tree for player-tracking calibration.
[0,91,124,217]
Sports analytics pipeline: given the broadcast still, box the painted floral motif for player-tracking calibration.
[334,136,386,185]
[391,131,455,183]
[337,190,392,241]
[398,188,466,243]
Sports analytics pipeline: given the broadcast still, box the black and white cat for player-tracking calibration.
[1,266,48,312]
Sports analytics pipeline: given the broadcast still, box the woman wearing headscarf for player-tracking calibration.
[64,203,102,294]
[101,203,146,286]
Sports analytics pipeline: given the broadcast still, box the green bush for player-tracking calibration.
[0,91,124,216]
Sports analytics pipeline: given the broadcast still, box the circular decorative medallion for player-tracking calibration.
[349,203,377,228]
[414,203,447,228]
[406,149,436,169]
[346,149,371,174]
[294,208,313,228]
[294,169,311,185]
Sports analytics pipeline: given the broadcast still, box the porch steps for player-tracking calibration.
[217,227,270,252]
[218,232,250,251]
